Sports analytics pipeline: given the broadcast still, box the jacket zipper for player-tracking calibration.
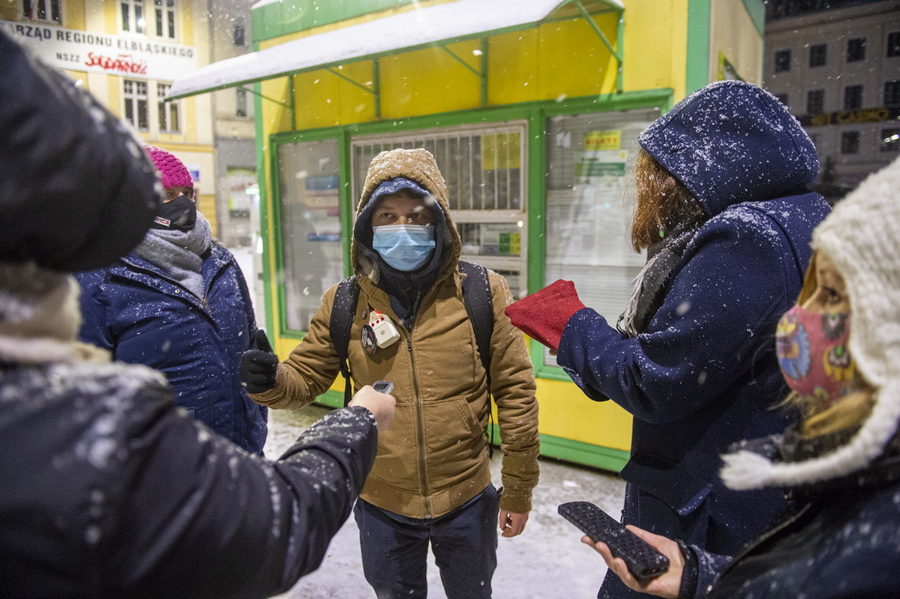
[407,334,432,516]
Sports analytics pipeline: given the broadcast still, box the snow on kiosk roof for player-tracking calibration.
[165,0,624,101]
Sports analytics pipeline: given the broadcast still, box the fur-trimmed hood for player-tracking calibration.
[351,148,461,285]
[722,155,900,490]
[0,261,109,366]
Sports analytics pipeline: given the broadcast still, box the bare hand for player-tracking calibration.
[349,385,396,433]
[499,510,529,538]
[583,525,684,599]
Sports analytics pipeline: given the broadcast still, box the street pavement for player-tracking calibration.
[265,403,627,599]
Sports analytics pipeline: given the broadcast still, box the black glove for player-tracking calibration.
[240,330,279,394]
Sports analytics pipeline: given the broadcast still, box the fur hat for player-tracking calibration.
[722,155,900,490]
[639,80,818,216]
[145,146,193,190]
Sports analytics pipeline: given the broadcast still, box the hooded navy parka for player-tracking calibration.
[557,82,832,578]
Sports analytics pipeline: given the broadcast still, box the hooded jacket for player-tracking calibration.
[75,243,268,455]
[251,148,540,518]
[557,81,831,557]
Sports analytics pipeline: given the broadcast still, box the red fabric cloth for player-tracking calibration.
[504,280,586,351]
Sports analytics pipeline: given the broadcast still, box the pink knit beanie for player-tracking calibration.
[145,145,193,190]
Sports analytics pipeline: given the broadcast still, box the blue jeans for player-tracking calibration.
[354,484,499,599]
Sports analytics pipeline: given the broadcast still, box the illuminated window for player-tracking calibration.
[881,128,899,153]
[154,0,175,39]
[121,0,145,34]
[22,0,61,23]
[123,79,148,130]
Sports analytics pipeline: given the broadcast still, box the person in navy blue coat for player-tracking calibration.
[590,156,900,599]
[75,146,268,455]
[506,81,831,598]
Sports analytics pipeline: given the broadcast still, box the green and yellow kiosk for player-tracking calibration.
[169,0,766,473]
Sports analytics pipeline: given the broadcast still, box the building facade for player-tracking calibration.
[764,0,900,198]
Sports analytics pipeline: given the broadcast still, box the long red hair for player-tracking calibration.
[630,150,704,251]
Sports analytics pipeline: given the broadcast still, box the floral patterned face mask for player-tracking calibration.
[776,304,855,406]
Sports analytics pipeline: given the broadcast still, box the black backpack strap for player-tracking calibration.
[459,261,494,378]
[330,275,360,406]
[459,260,497,455]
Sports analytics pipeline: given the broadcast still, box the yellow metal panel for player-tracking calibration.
[710,0,763,85]
[622,0,687,100]
[535,15,620,101]
[535,378,632,452]
[293,64,376,130]
[487,28,540,105]
[380,46,482,119]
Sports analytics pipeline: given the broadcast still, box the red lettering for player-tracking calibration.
[84,52,147,75]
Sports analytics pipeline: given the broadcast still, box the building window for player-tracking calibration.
[157,84,179,132]
[774,49,791,72]
[121,0,145,34]
[123,79,148,130]
[881,128,900,152]
[236,88,248,118]
[886,80,900,107]
[887,32,900,58]
[847,37,866,62]
[233,19,245,46]
[775,93,789,107]
[844,85,863,111]
[807,90,825,115]
[154,0,176,39]
[841,131,860,154]
[22,0,61,23]
[809,44,827,67]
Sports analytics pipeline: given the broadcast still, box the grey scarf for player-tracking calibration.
[132,213,212,300]
[617,217,705,337]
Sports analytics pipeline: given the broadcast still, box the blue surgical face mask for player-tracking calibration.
[372,224,436,271]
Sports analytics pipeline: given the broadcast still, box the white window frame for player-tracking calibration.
[123,79,149,131]
[20,0,61,24]
[157,83,180,132]
[154,0,176,39]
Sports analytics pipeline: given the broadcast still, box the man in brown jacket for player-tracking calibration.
[240,148,539,599]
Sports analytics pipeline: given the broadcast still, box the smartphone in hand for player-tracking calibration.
[558,501,669,582]
[372,380,394,394]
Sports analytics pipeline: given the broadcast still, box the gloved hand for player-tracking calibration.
[504,280,587,352]
[240,330,280,394]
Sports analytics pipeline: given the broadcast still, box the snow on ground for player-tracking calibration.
[264,404,626,599]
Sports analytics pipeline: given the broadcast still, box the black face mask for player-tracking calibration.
[151,195,197,231]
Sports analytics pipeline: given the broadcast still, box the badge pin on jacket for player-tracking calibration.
[369,309,400,348]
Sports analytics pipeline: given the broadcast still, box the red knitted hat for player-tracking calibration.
[145,145,193,190]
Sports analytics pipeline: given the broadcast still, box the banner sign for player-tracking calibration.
[1,20,198,80]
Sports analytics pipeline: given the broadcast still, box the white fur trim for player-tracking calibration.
[722,156,900,489]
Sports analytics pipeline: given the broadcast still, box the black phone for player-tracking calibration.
[372,380,394,394]
[558,501,669,582]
